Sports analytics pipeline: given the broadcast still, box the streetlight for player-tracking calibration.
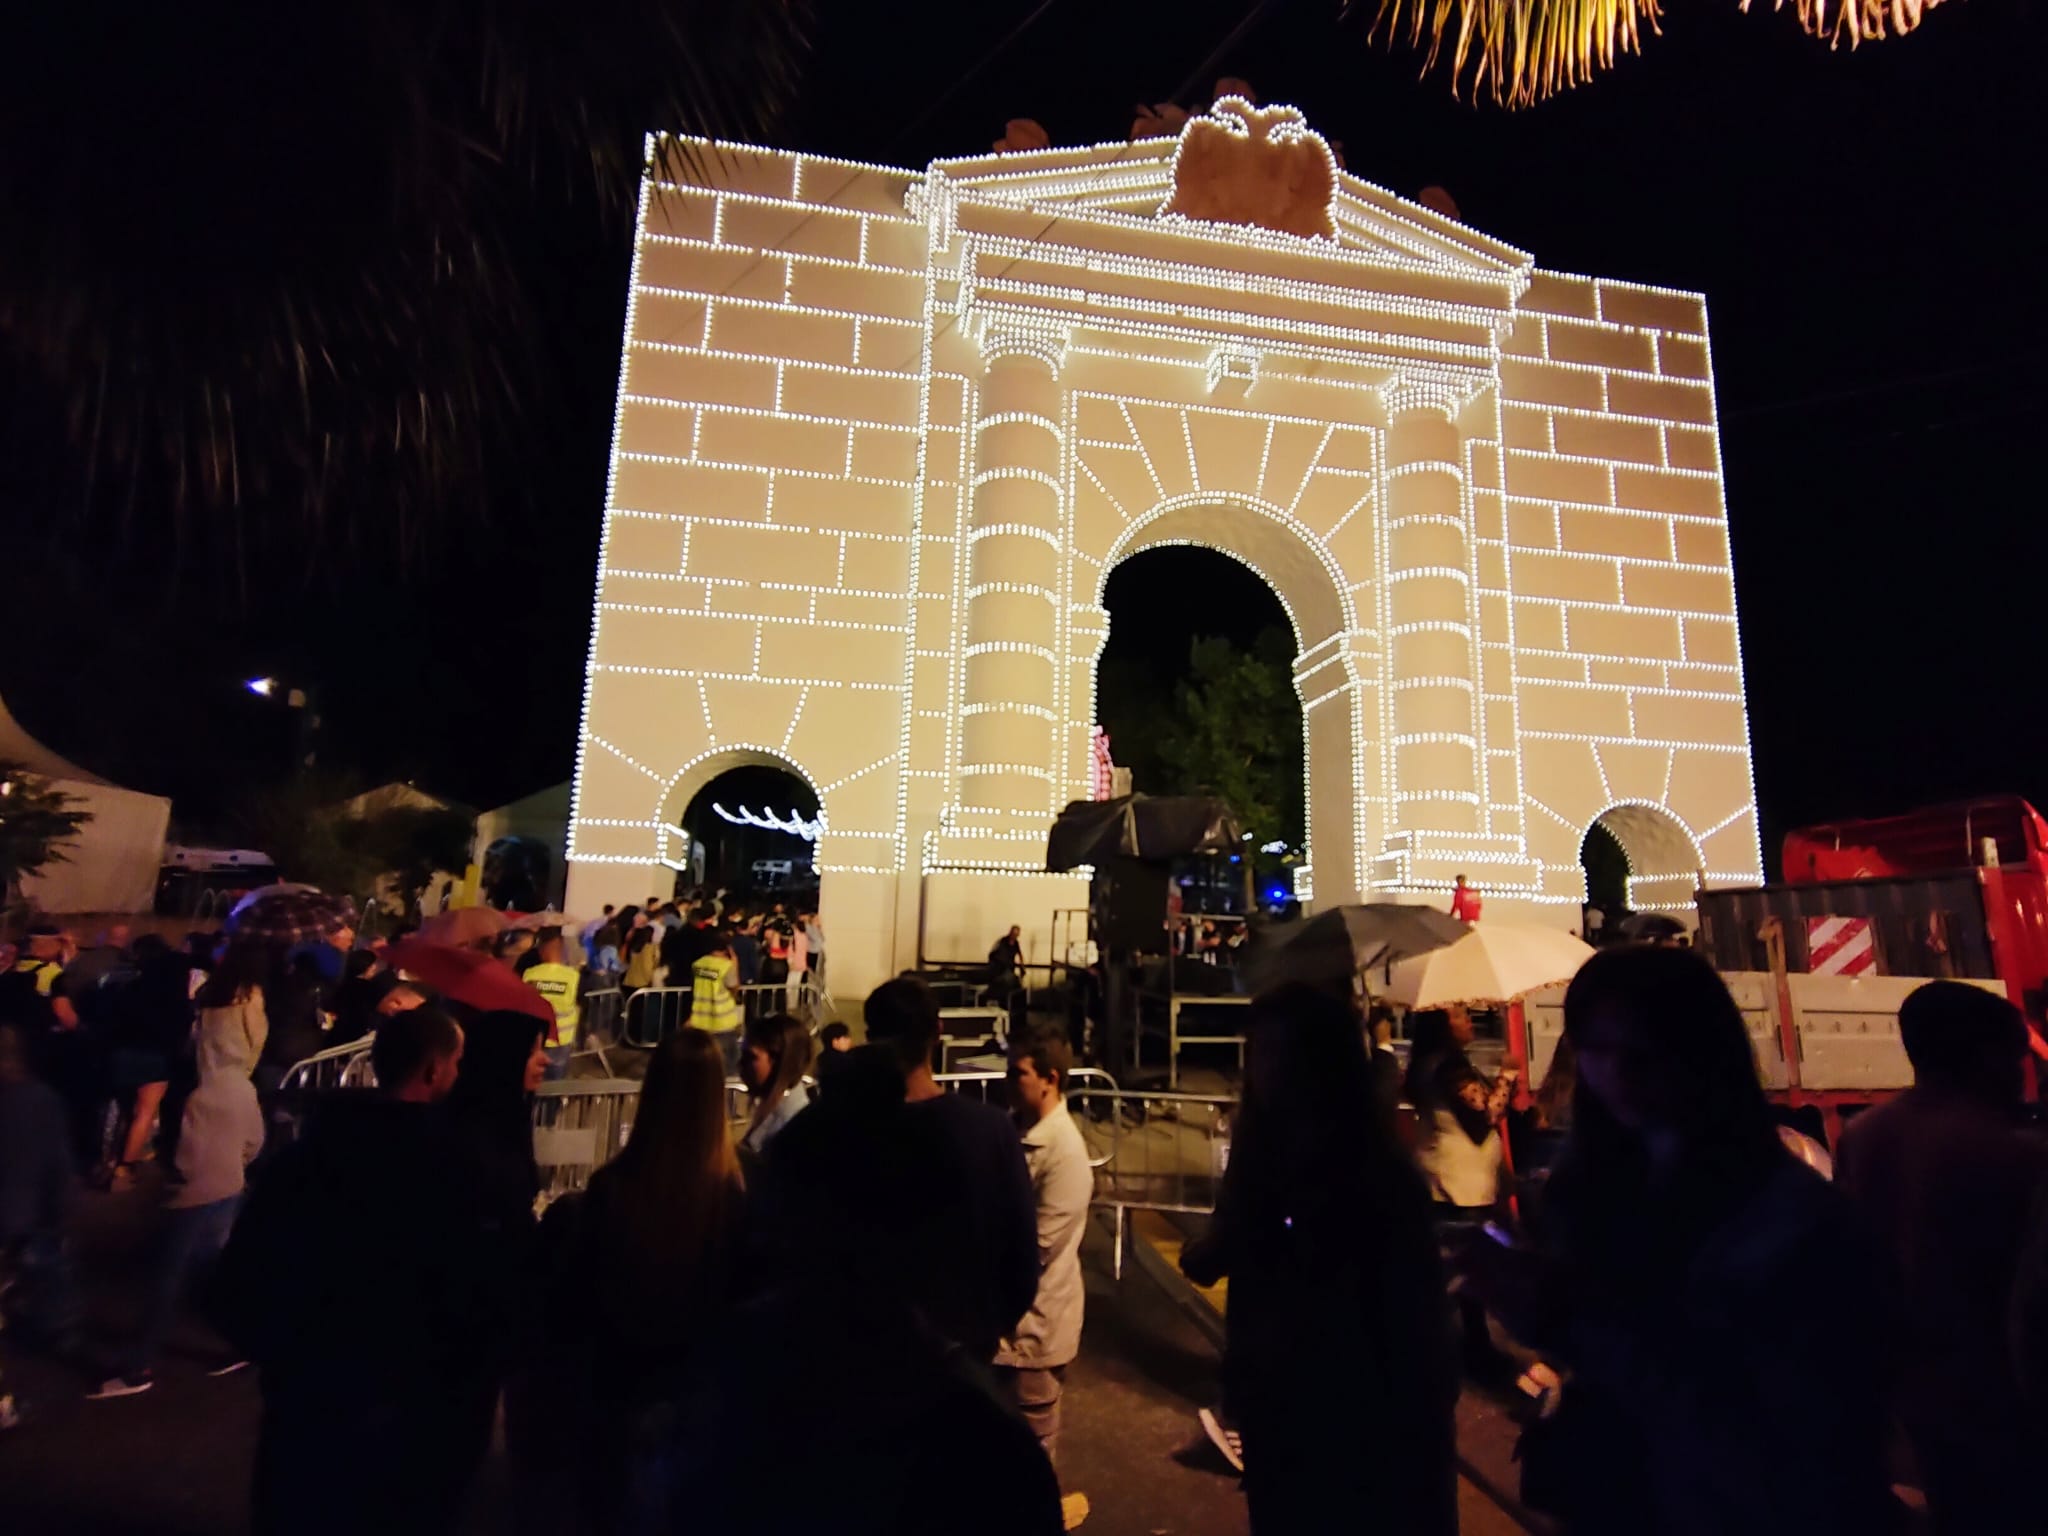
[244,675,318,769]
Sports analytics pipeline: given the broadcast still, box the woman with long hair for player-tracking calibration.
[1463,945,1892,1534]
[1181,983,1458,1535]
[198,943,273,1099]
[739,1012,812,1157]
[549,1028,745,1531]
[620,926,659,994]
[1403,1006,1514,1214]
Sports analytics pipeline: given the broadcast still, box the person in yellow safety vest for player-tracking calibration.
[691,933,743,1075]
[521,930,582,1081]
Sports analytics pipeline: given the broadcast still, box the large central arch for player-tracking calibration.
[1081,493,1369,905]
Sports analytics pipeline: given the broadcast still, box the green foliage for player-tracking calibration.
[1098,627,1306,854]
[0,763,94,910]
[235,778,473,908]
[372,805,478,910]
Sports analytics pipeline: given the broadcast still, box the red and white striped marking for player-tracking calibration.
[1807,916,1876,976]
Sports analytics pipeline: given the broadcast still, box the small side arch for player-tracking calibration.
[1585,800,1705,913]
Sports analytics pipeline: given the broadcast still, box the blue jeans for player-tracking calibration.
[712,1029,741,1078]
[129,1195,241,1374]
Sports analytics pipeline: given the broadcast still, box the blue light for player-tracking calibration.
[1229,855,1241,864]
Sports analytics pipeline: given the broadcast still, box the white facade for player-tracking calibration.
[567,103,1764,1002]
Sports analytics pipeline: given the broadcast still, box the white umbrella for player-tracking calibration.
[1385,922,1595,1009]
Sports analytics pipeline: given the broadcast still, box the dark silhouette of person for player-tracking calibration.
[677,1039,1061,1535]
[849,975,1039,1360]
[1182,983,1458,1535]
[1835,981,2048,1533]
[213,1006,504,1536]
[516,1027,746,1535]
[1460,946,1895,1535]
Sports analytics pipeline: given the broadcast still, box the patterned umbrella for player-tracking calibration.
[224,885,360,947]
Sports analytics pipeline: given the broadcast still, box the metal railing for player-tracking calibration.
[277,1037,374,1095]
[1070,1081,1237,1280]
[622,986,690,1047]
[621,979,825,1047]
[574,987,624,1073]
[531,1078,642,1206]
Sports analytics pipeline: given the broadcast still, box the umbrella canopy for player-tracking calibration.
[504,909,579,932]
[1246,903,1469,993]
[1385,923,1596,1010]
[1045,794,1243,872]
[384,939,556,1026]
[417,906,509,948]
[225,886,360,947]
[1617,911,1688,943]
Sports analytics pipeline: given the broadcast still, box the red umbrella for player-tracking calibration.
[385,939,555,1026]
[417,907,509,948]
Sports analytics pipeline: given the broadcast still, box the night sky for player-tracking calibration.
[3,1,2042,860]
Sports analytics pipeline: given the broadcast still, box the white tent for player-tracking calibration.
[0,693,171,914]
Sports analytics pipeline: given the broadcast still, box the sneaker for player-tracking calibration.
[1198,1406,1244,1473]
[86,1372,153,1400]
[1060,1491,1090,1530]
[207,1360,250,1378]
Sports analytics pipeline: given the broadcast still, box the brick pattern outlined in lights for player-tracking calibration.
[565,110,1764,996]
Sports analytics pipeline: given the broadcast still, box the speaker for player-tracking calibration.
[1092,856,1171,952]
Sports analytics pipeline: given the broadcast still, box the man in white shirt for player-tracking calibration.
[996,1030,1094,1522]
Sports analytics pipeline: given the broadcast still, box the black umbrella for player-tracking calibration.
[1245,902,1470,993]
[1618,911,1688,943]
[1045,794,1243,872]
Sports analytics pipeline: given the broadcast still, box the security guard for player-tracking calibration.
[1,926,78,1033]
[520,929,582,1081]
[690,931,743,1075]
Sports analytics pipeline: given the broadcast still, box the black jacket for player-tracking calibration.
[212,1096,506,1394]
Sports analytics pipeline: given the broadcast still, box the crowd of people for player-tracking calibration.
[1187,947,2048,1534]
[11,896,2048,1533]
[201,979,1079,1535]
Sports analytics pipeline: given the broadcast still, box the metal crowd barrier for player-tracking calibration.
[574,987,624,1073]
[1067,1081,1237,1280]
[622,986,690,1047]
[622,979,826,1047]
[277,1037,373,1095]
[531,1078,642,1206]
[534,1073,794,1206]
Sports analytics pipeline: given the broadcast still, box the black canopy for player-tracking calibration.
[1044,794,1243,871]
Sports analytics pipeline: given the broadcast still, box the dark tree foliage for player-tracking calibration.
[0,2,807,574]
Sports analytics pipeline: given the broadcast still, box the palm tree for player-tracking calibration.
[1366,0,1945,105]
[0,2,806,561]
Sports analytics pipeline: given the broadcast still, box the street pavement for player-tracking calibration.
[2,1183,1521,1536]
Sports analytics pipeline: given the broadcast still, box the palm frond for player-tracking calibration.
[1364,0,1945,105]
[0,1,809,576]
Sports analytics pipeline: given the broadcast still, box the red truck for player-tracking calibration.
[1685,796,2048,1141]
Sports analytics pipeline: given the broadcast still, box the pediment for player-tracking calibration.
[928,103,1530,285]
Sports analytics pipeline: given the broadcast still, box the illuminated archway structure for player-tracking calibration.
[568,102,1765,1000]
